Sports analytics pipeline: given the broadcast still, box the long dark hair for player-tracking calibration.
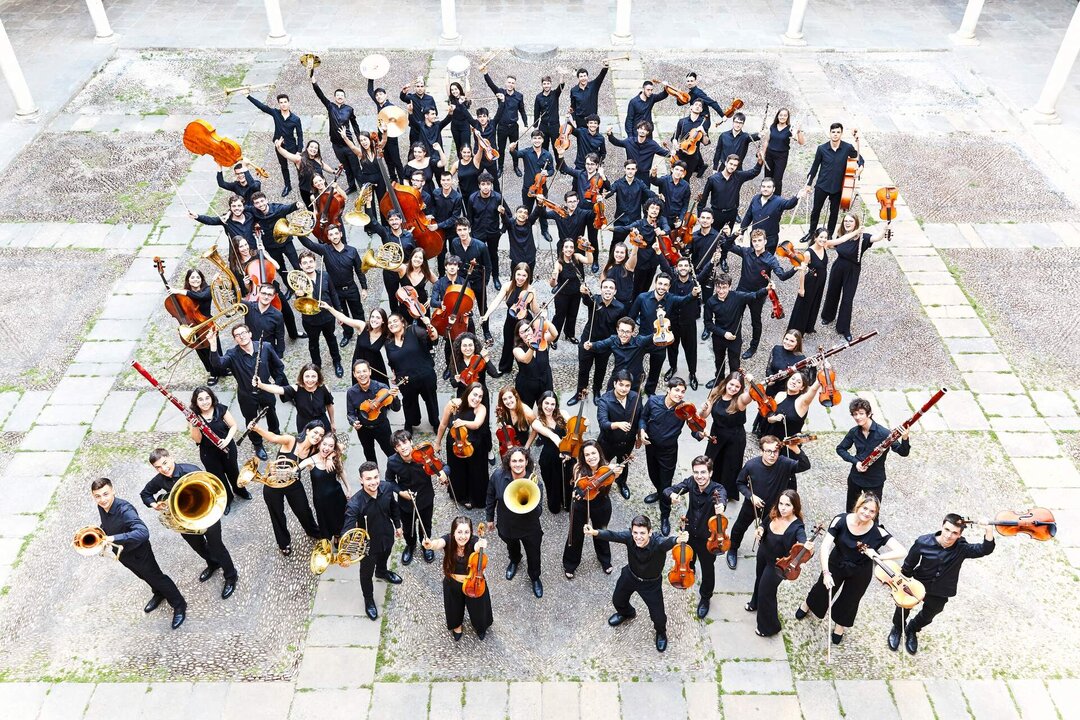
[183,268,207,293]
[442,515,474,578]
[769,488,804,522]
[190,385,221,417]
[573,439,608,480]
[536,390,566,433]
[499,446,535,477]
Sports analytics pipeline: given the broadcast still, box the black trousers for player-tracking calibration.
[645,442,678,518]
[742,293,767,353]
[633,262,658,297]
[805,560,874,628]
[710,333,742,379]
[120,543,186,610]
[763,150,789,196]
[180,521,237,581]
[820,259,861,336]
[689,533,718,602]
[336,284,366,339]
[264,241,301,272]
[356,422,395,463]
[359,547,392,602]
[612,567,667,633]
[302,318,340,367]
[707,429,745,500]
[400,499,434,553]
[562,497,613,573]
[199,443,241,506]
[384,137,405,182]
[666,319,698,378]
[498,315,518,374]
[331,142,361,190]
[478,233,504,285]
[712,208,739,264]
[576,347,611,398]
[496,123,520,172]
[847,480,884,513]
[383,268,402,315]
[238,393,280,450]
[539,451,573,514]
[751,551,784,635]
[443,578,493,633]
[263,481,320,550]
[502,529,543,581]
[643,346,667,395]
[894,594,949,632]
[729,498,760,554]
[277,153,293,189]
[809,187,843,237]
[552,293,581,340]
[401,372,440,430]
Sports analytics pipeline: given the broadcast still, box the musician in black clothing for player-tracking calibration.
[726,435,811,570]
[481,67,529,176]
[534,73,565,151]
[820,213,890,342]
[804,122,863,237]
[891,514,995,654]
[570,114,607,172]
[298,225,367,347]
[607,122,669,176]
[369,210,416,315]
[683,72,728,124]
[427,172,464,275]
[606,159,653,257]
[626,273,700,395]
[386,430,445,567]
[724,228,797,360]
[191,195,256,243]
[346,359,400,463]
[569,64,608,127]
[639,377,705,536]
[294,250,344,377]
[249,191,303,276]
[310,74,362,192]
[647,161,692,227]
[343,462,403,620]
[739,178,805,253]
[671,99,711,178]
[662,257,708,390]
[247,92,303,195]
[216,163,261,203]
[838,397,910,511]
[509,130,555,241]
[611,198,670,297]
[703,272,770,380]
[486,447,545,599]
[366,79,405,181]
[242,284,287,358]
[711,113,759,171]
[400,78,438,145]
[699,154,763,271]
[574,278,625,402]
[624,80,669,138]
[586,515,687,652]
[584,317,655,393]
[563,441,622,578]
[664,455,727,618]
[207,324,287,461]
[596,370,641,500]
[143,448,237,600]
[90,477,187,629]
[450,216,496,337]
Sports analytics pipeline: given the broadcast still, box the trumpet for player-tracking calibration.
[360,242,404,273]
[158,472,228,535]
[503,473,541,514]
[310,527,370,574]
[237,456,300,489]
[343,184,373,227]
[223,82,274,98]
[73,525,122,561]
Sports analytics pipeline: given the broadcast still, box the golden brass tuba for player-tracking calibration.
[158,471,228,534]
[272,209,315,244]
[72,525,122,561]
[360,242,404,274]
[503,473,541,514]
[237,456,299,489]
[343,184,373,227]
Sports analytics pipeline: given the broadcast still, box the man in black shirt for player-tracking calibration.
[247,92,303,195]
[574,278,625,402]
[837,397,910,512]
[191,195,256,244]
[533,73,565,152]
[596,369,641,499]
[294,250,343,377]
[143,448,237,600]
[343,462,403,620]
[451,215,496,338]
[298,225,367,348]
[664,456,727,618]
[804,122,863,237]
[571,114,607,172]
[607,122,669,175]
[243,284,286,358]
[584,317,655,392]
[509,130,555,242]
[369,210,416,315]
[711,112,760,171]
[639,377,705,536]
[310,73,362,193]
[703,272,770,382]
[699,154,763,271]
[91,477,187,629]
[569,64,608,128]
[624,80,669,138]
[346,360,400,463]
[627,273,700,395]
[724,228,797,360]
[586,514,687,652]
[481,65,529,176]
[399,78,437,145]
[606,159,653,256]
[661,256,707,390]
[216,162,261,203]
[367,79,405,181]
[891,513,995,654]
[385,430,445,566]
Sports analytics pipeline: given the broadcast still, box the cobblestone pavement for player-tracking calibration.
[2,7,1080,717]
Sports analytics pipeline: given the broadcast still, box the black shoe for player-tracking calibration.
[741,349,755,360]
[377,571,402,585]
[489,369,503,379]
[566,336,578,345]
[295,331,308,339]
[477,628,487,640]
[340,336,352,348]
[550,341,558,351]
[452,629,463,641]
[591,263,599,274]
[207,376,219,387]
[655,632,668,652]
[795,607,808,620]
[888,624,902,651]
[492,278,502,292]
[744,601,757,612]
[660,517,671,536]
[831,631,844,645]
[696,600,710,619]
[720,259,729,273]
[618,483,630,500]
[483,330,494,344]
[365,600,379,621]
[701,329,709,341]
[199,565,219,583]
[505,562,518,580]
[255,446,268,461]
[706,377,717,389]
[423,549,435,563]
[237,488,252,500]
[222,579,236,600]
[443,368,452,381]
[643,492,659,504]
[663,367,676,382]
[401,547,414,566]
[567,394,580,407]
[334,362,344,378]
[689,375,698,391]
[532,579,544,598]
[843,333,853,342]
[608,612,634,626]
[171,610,186,629]
[345,185,358,194]
[281,187,292,197]
[144,594,164,613]
[904,622,918,654]
[514,166,523,177]
[726,550,737,570]
[224,503,232,516]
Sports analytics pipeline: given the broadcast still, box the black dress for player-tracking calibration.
[498,285,529,374]
[310,462,347,540]
[196,404,241,502]
[442,534,493,635]
[514,347,553,408]
[351,328,388,378]
[399,270,431,308]
[804,513,892,627]
[758,394,806,441]
[763,123,794,195]
[282,384,334,432]
[763,345,807,397]
[788,248,828,335]
[445,406,491,508]
[751,518,806,636]
[263,436,321,549]
[537,422,573,514]
[706,398,747,499]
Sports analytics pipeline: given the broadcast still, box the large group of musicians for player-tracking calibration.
[78,51,1054,657]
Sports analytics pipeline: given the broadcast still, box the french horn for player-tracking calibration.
[272,209,315,244]
[310,528,370,574]
[343,184,373,227]
[237,456,300,489]
[286,270,321,316]
[360,242,404,273]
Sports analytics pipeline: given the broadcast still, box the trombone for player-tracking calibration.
[224,82,274,98]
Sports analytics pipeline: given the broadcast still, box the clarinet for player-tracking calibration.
[859,387,947,471]
[131,361,223,445]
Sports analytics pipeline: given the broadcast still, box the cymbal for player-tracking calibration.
[378,106,409,138]
[360,53,390,80]
[299,53,321,70]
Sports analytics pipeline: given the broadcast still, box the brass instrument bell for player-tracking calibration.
[158,471,228,534]
[300,53,321,73]
[343,184,373,227]
[72,525,121,560]
[503,473,541,514]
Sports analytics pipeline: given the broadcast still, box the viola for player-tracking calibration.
[817,358,841,408]
[496,424,519,457]
[858,541,926,609]
[458,339,493,385]
[775,240,808,268]
[450,424,474,458]
[963,508,1057,542]
[705,489,730,555]
[374,132,442,258]
[656,231,681,266]
[554,119,573,154]
[311,168,346,243]
[526,171,548,198]
[761,270,784,319]
[626,228,647,249]
[739,367,778,418]
[673,402,706,435]
[576,236,595,254]
[430,259,477,339]
[775,522,824,580]
[395,285,428,319]
[839,129,860,211]
[411,442,445,476]
[591,195,606,230]
[462,522,488,599]
[183,119,242,167]
[559,389,590,457]
[679,126,706,155]
[722,98,744,118]
[507,288,534,320]
[153,257,208,348]
[474,128,499,161]
[585,175,606,230]
[652,308,674,346]
[659,81,691,105]
[876,186,899,222]
[358,377,408,422]
[536,196,569,218]
[575,454,632,502]
[668,517,696,589]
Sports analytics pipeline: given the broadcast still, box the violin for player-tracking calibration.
[839,129,860,211]
[554,118,573,154]
[761,270,784,319]
[675,202,697,250]
[461,522,488,599]
[679,126,706,155]
[526,171,548,199]
[816,357,841,408]
[536,196,569,218]
[876,186,899,222]
[626,227,647,248]
[395,285,428,319]
[496,424,519,457]
[575,454,631,502]
[411,442,445,476]
[781,433,817,449]
[474,128,499,161]
[450,424,474,458]
[154,257,208,348]
[673,402,706,435]
[529,318,556,351]
[705,489,730,555]
[668,517,696,589]
[374,132,442,258]
[739,367,778,417]
[585,175,606,230]
[507,288,534,320]
[430,259,477,340]
[775,240,808,268]
[656,231,681,266]
[591,195,606,230]
[962,508,1057,542]
[576,236,595,254]
[775,522,824,580]
[183,119,242,167]
[311,168,346,243]
[358,377,408,422]
[722,98,744,118]
[858,541,926,610]
[559,389,590,457]
[658,81,691,105]
[458,338,494,385]
[652,308,674,346]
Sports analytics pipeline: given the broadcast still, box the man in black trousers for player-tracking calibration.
[664,456,727,619]
[247,92,303,196]
[343,462,403,620]
[804,122,862,237]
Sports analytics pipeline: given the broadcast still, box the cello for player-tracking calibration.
[839,129,860,211]
[705,489,730,554]
[311,168,346,243]
[775,521,823,580]
[430,259,477,340]
[374,130,442,258]
[559,389,590,458]
[461,522,488,599]
[183,120,243,167]
[668,517,696,589]
[247,226,283,311]
[154,257,208,348]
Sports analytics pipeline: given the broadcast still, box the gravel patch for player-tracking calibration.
[0,431,319,682]
[821,54,979,114]
[871,134,1075,224]
[1061,432,1080,473]
[943,249,1080,390]
[67,49,256,116]
[0,132,190,224]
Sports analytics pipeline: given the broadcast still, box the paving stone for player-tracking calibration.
[222,682,294,720]
[893,253,949,273]
[179,682,229,719]
[836,680,901,720]
[430,682,464,720]
[684,681,720,720]
[952,354,1012,372]
[913,284,968,306]
[0,536,23,565]
[0,473,60,514]
[313,577,387,615]
[935,390,990,430]
[990,417,1051,432]
[962,679,1019,720]
[1048,679,1080,719]
[868,390,910,428]
[87,318,149,341]
[37,682,97,720]
[926,304,978,318]
[5,451,75,477]
[3,390,50,432]
[464,682,508,720]
[85,683,149,719]
[978,394,1037,417]
[92,390,139,431]
[995,432,1062,457]
[0,682,48,720]
[1030,390,1077,417]
[296,647,375,688]
[720,695,802,720]
[289,688,371,720]
[35,403,99,425]
[21,424,88,451]
[306,614,380,647]
[721,660,793,694]
[137,682,194,720]
[155,406,192,432]
[889,680,935,720]
[797,680,843,720]
[0,512,41,538]
[924,679,971,719]
[99,293,156,320]
[906,271,958,285]
[508,681,542,720]
[0,391,19,426]
[963,372,1026,395]
[708,615,787,659]
[368,683,430,719]
[67,362,128,377]
[619,681,686,720]
[541,682,580,720]
[946,338,1001,354]
[1011,457,1080,488]
[125,391,166,431]
[579,682,620,720]
[932,318,990,338]
[1047,417,1080,431]
[901,394,947,431]
[1007,679,1056,720]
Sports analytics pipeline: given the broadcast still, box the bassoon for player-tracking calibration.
[131,360,223,445]
[859,387,947,471]
[762,330,878,387]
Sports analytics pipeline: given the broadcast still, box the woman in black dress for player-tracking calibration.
[550,238,593,343]
[513,318,557,408]
[322,304,390,380]
[788,229,829,335]
[747,489,809,636]
[299,432,350,540]
[434,382,490,509]
[446,81,473,153]
[384,312,441,433]
[169,268,218,385]
[530,391,572,514]
[454,144,484,202]
[797,492,906,643]
[395,246,438,312]
[600,241,639,306]
[188,385,249,513]
[820,213,890,342]
[405,142,447,196]
[256,363,335,433]
[423,515,493,641]
[275,138,335,209]
[247,420,324,556]
[482,263,540,375]
[700,371,753,500]
[494,385,536,456]
[757,370,820,443]
[762,107,805,196]
[562,440,621,579]
[763,329,807,397]
[338,129,384,227]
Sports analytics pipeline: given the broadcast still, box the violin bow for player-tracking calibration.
[747,473,763,552]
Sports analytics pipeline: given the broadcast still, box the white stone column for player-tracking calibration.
[1030,1,1080,124]
[949,0,985,46]
[263,0,290,46]
[782,0,809,46]
[611,0,633,45]
[439,0,460,43]
[84,0,116,42]
[0,18,38,120]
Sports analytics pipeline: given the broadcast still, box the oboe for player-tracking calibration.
[131,360,222,445]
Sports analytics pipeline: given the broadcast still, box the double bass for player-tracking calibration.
[246,227,283,311]
[839,129,860,211]
[374,131,442,258]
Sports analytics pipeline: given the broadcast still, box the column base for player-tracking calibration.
[93,32,118,44]
[781,33,807,47]
[265,33,290,47]
[948,31,979,46]
[14,107,40,122]
[438,34,462,47]
[611,33,634,46]
[1025,107,1061,125]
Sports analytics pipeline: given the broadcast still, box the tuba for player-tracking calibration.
[343,184,373,227]
[237,456,299,489]
[165,246,248,360]
[360,242,404,274]
[503,473,541,514]
[158,471,228,535]
[272,209,315,245]
[310,528,370,575]
[286,270,321,316]
[72,525,122,561]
